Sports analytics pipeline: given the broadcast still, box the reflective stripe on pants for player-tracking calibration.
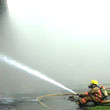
[81,98,87,103]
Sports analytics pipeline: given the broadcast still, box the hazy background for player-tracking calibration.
[0,0,110,97]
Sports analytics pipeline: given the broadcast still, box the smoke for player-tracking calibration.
[0,54,76,94]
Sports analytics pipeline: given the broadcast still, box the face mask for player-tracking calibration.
[88,84,96,88]
[88,84,92,88]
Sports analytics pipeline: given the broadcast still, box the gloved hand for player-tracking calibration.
[79,94,85,98]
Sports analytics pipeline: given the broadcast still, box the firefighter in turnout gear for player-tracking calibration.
[69,80,108,106]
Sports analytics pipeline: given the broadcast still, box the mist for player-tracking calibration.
[0,0,110,98]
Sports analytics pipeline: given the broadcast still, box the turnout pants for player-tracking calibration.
[79,95,102,104]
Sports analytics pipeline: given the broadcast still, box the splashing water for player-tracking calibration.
[0,54,76,94]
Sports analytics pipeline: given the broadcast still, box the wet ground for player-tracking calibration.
[0,88,85,110]
[0,93,78,110]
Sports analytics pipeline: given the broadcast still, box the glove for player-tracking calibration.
[79,94,85,98]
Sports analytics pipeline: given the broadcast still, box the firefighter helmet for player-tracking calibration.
[91,80,98,85]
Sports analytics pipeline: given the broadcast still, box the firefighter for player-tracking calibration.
[76,80,106,106]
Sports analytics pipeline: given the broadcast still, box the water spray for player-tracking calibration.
[0,54,77,94]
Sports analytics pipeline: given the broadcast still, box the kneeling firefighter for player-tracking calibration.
[69,80,108,106]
